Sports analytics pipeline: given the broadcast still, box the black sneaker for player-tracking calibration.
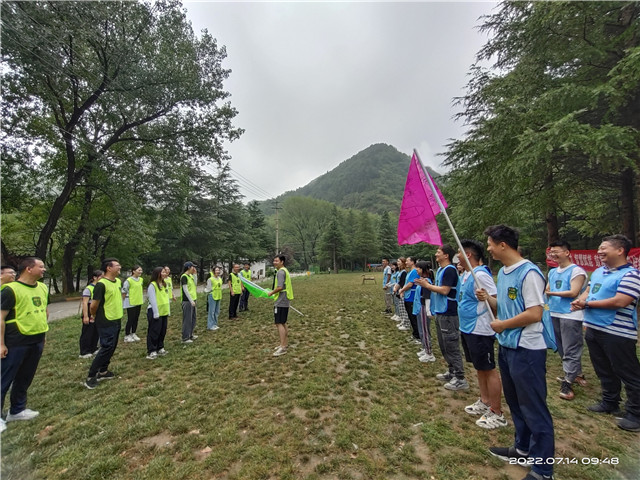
[489,446,529,462]
[84,377,98,389]
[559,381,574,400]
[617,414,640,432]
[96,371,115,381]
[587,402,622,416]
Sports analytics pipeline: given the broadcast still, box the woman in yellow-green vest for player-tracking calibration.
[145,267,170,359]
[205,267,223,330]
[180,262,198,343]
[163,265,176,304]
[122,265,144,343]
[228,263,243,320]
[1,257,48,430]
[79,269,103,358]
[85,258,124,390]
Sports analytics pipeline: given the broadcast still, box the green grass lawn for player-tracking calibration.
[1,273,638,479]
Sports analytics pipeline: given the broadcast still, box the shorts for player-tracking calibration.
[461,332,496,371]
[274,306,289,324]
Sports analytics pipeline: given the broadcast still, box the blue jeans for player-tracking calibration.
[1,341,44,415]
[207,295,220,329]
[499,345,554,476]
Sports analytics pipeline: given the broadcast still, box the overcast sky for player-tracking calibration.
[184,1,497,202]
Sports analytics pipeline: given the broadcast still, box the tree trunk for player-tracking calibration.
[545,210,559,245]
[62,187,93,294]
[620,167,638,244]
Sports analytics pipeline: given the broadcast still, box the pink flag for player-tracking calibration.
[397,153,447,245]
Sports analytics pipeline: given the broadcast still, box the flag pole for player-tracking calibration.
[413,148,496,321]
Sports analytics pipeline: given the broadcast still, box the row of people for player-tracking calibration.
[381,228,640,480]
[0,254,295,433]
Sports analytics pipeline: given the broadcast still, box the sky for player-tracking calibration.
[184,1,498,202]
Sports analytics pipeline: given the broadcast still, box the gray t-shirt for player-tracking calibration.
[274,269,290,307]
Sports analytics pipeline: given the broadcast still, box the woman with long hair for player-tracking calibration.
[122,265,144,342]
[414,261,436,363]
[146,267,169,359]
[393,258,411,332]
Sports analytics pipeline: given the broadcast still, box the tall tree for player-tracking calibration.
[445,1,640,247]
[378,211,398,260]
[1,0,242,279]
[319,205,346,273]
[352,211,379,270]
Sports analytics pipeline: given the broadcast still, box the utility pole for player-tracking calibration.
[274,200,281,254]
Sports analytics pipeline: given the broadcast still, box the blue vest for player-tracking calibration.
[497,261,556,350]
[547,265,579,314]
[431,264,457,315]
[584,265,637,328]
[457,267,489,334]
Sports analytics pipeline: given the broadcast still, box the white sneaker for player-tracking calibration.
[146,351,158,360]
[273,346,288,357]
[158,348,168,356]
[465,398,490,416]
[182,339,193,344]
[0,418,7,433]
[6,409,39,422]
[123,334,135,343]
[397,325,410,331]
[391,315,399,321]
[419,353,436,363]
[191,334,199,340]
[416,349,426,357]
[78,353,93,359]
[132,333,141,341]
[476,410,508,429]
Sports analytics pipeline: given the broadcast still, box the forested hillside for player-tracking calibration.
[260,144,440,216]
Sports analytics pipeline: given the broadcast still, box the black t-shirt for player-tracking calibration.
[440,266,459,316]
[1,283,47,346]
[91,280,122,326]
[398,271,408,288]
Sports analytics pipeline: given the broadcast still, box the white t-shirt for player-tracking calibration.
[461,269,497,336]
[503,260,546,350]
[548,264,587,321]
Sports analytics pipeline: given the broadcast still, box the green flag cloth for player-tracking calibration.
[239,275,274,300]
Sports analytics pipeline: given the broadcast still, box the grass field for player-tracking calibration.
[1,273,638,480]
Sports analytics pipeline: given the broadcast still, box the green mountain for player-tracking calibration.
[259,143,440,215]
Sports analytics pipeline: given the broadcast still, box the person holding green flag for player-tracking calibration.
[205,266,223,331]
[180,262,198,343]
[239,263,252,312]
[268,255,294,357]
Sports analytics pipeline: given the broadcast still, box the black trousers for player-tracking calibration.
[229,293,240,318]
[79,321,99,355]
[585,327,640,418]
[146,309,168,354]
[89,320,121,378]
[125,305,141,335]
[404,301,420,339]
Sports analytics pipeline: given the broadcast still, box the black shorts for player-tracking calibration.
[461,332,496,371]
[274,306,289,324]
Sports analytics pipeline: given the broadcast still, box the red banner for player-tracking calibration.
[546,248,640,272]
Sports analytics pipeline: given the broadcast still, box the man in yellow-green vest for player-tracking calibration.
[268,255,294,357]
[228,263,243,320]
[238,263,252,312]
[85,258,123,390]
[181,261,198,343]
[1,257,49,433]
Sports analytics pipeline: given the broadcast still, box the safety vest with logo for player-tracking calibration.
[208,272,223,301]
[181,273,197,302]
[126,276,144,306]
[151,281,170,317]
[272,267,294,300]
[230,272,242,294]
[585,265,638,328]
[4,281,49,335]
